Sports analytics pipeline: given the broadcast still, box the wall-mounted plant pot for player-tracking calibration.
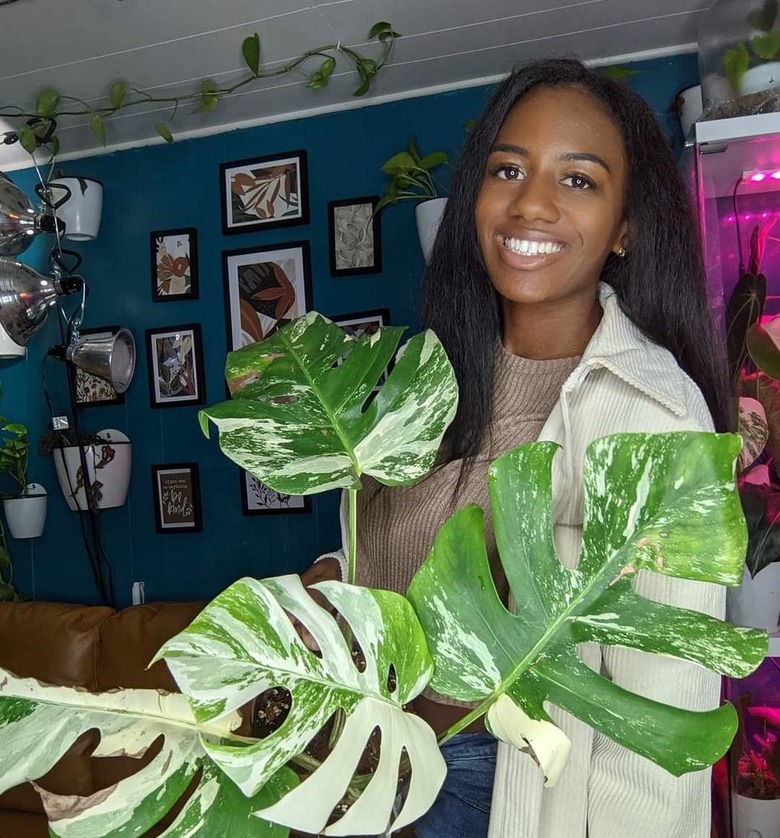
[677,84,703,138]
[727,563,780,634]
[2,483,47,538]
[415,197,447,263]
[47,177,103,241]
[53,429,131,512]
[732,792,780,838]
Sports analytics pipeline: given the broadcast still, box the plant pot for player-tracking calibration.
[678,84,703,138]
[47,177,103,241]
[732,792,780,838]
[53,429,131,512]
[2,483,47,538]
[727,563,780,633]
[738,63,780,98]
[415,197,447,263]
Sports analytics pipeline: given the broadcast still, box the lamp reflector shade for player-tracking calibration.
[69,328,135,393]
[0,322,25,358]
[0,258,82,346]
[0,172,56,257]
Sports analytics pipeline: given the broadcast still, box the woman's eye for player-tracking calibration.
[563,174,594,189]
[496,165,523,181]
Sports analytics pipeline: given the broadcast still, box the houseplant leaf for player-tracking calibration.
[738,396,769,472]
[726,272,766,386]
[0,670,295,837]
[158,574,446,836]
[747,320,780,379]
[408,432,767,785]
[198,312,458,495]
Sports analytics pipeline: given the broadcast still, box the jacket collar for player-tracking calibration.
[567,283,687,417]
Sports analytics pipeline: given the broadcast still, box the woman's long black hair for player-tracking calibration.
[421,58,731,461]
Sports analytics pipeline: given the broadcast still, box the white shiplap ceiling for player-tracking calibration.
[0,0,709,170]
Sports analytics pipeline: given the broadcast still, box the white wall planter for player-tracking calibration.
[727,563,780,633]
[678,84,703,138]
[733,792,780,838]
[415,197,447,263]
[53,429,131,512]
[2,483,47,539]
[47,177,103,241]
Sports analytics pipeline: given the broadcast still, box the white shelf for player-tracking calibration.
[696,111,780,145]
[769,634,780,658]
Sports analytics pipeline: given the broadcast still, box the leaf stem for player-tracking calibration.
[348,487,358,585]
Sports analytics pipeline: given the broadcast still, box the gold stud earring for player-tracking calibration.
[617,245,627,258]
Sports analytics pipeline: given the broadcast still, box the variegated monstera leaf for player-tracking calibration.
[0,671,296,837]
[158,574,445,837]
[198,312,458,494]
[408,432,768,785]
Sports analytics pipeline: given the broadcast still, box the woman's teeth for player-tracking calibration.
[503,237,563,255]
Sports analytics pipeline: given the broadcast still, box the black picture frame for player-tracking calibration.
[328,195,382,276]
[222,240,313,351]
[220,150,309,235]
[240,470,311,516]
[150,227,199,302]
[70,325,126,407]
[330,309,392,391]
[152,462,203,533]
[146,323,206,409]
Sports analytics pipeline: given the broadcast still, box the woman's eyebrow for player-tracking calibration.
[488,143,611,174]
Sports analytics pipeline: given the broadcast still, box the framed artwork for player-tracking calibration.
[71,325,126,407]
[240,470,310,516]
[152,463,203,533]
[220,150,309,235]
[222,241,312,350]
[328,196,382,276]
[331,309,391,390]
[146,323,206,408]
[150,227,199,301]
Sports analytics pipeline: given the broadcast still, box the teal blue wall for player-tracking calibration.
[1,53,699,606]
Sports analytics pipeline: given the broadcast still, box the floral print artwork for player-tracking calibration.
[243,471,308,515]
[151,228,198,300]
[333,202,375,270]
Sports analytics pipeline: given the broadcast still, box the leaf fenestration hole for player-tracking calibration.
[250,686,293,738]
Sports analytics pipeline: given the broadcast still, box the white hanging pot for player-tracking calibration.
[732,792,780,838]
[2,483,47,539]
[53,429,131,512]
[47,177,103,241]
[415,197,447,263]
[677,84,703,138]
[727,563,780,633]
[738,62,780,98]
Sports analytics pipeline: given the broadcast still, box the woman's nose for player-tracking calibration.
[509,175,559,223]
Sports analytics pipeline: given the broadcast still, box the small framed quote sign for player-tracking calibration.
[152,462,203,533]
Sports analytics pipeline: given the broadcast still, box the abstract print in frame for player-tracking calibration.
[150,227,199,301]
[328,195,382,276]
[220,150,309,235]
[222,241,312,350]
[146,323,206,408]
[240,470,311,516]
[331,309,391,390]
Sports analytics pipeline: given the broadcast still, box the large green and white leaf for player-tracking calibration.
[738,396,769,472]
[158,574,445,836]
[408,432,768,785]
[0,670,295,837]
[198,312,458,495]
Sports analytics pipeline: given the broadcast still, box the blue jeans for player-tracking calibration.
[413,732,497,837]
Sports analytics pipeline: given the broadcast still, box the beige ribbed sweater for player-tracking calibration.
[354,349,579,599]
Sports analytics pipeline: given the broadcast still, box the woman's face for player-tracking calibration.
[475,85,629,310]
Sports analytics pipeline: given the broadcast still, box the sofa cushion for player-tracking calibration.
[95,601,204,692]
[0,601,115,689]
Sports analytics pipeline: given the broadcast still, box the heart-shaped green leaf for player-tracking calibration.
[748,0,779,31]
[199,313,458,495]
[724,43,751,92]
[159,574,445,836]
[109,81,127,110]
[0,671,295,837]
[408,433,766,784]
[36,88,60,117]
[243,33,261,76]
[752,29,780,59]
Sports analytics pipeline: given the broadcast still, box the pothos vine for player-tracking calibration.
[0,21,399,156]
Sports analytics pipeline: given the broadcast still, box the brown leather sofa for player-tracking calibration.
[0,599,205,837]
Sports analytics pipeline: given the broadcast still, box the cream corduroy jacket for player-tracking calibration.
[321,284,722,838]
